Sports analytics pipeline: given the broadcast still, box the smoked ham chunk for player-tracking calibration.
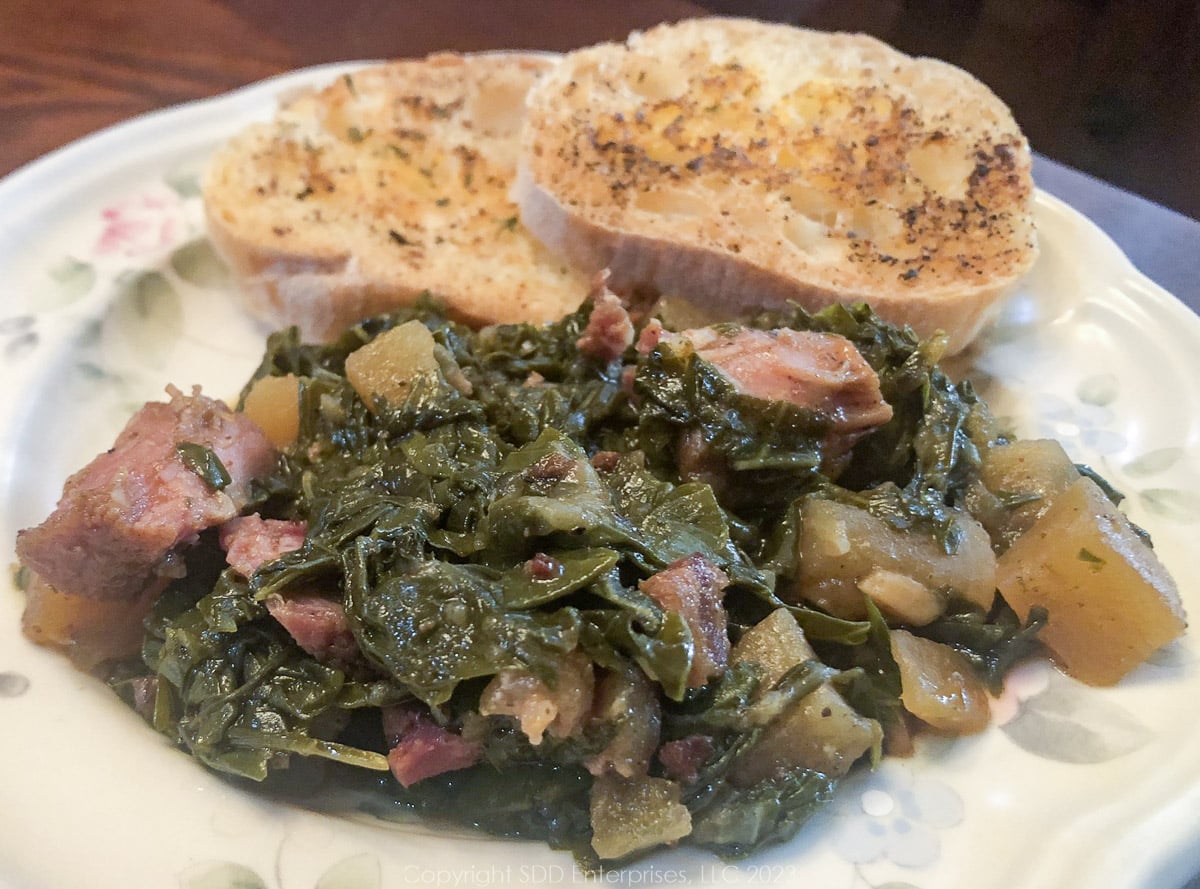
[16,386,275,602]
[657,735,715,784]
[683,327,892,437]
[576,286,635,363]
[219,514,307,577]
[639,553,730,688]
[382,705,482,787]
[265,593,360,671]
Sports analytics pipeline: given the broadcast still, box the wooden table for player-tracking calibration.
[0,0,705,178]
[2,3,1199,887]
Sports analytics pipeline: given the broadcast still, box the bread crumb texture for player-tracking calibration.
[520,19,1039,352]
[205,54,588,340]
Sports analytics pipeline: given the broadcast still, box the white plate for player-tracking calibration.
[1,64,1199,889]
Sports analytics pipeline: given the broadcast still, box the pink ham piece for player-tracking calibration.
[265,593,360,670]
[639,553,731,688]
[576,282,634,363]
[682,327,893,438]
[220,515,354,670]
[382,705,482,787]
[635,318,665,356]
[16,385,275,601]
[590,450,622,473]
[219,514,307,577]
[657,735,715,784]
[523,551,563,581]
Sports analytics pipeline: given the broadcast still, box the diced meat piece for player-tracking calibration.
[525,450,578,484]
[576,287,634,363]
[15,386,275,601]
[683,327,893,438]
[265,593,360,670]
[635,318,665,356]
[675,427,727,495]
[657,735,715,784]
[479,650,595,745]
[639,553,730,688]
[585,664,661,778]
[524,552,563,581]
[219,514,307,577]
[382,705,482,787]
[590,450,622,473]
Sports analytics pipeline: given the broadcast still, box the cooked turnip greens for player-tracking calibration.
[91,297,1181,864]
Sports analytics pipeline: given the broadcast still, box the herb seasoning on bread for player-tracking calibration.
[517,18,1038,353]
[204,53,589,342]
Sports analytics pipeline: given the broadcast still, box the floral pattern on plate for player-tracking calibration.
[181,855,382,889]
[829,761,965,869]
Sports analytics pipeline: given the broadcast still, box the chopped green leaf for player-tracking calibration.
[105,299,1084,862]
[175,442,231,491]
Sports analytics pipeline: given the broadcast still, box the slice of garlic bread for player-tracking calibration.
[516,18,1038,353]
[205,53,588,342]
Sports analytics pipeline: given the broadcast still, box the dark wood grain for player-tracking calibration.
[0,0,1197,214]
[1,0,1195,308]
[0,0,703,176]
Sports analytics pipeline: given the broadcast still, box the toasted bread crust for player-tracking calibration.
[204,53,589,342]
[516,18,1038,353]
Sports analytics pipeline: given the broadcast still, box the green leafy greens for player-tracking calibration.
[110,298,1047,864]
